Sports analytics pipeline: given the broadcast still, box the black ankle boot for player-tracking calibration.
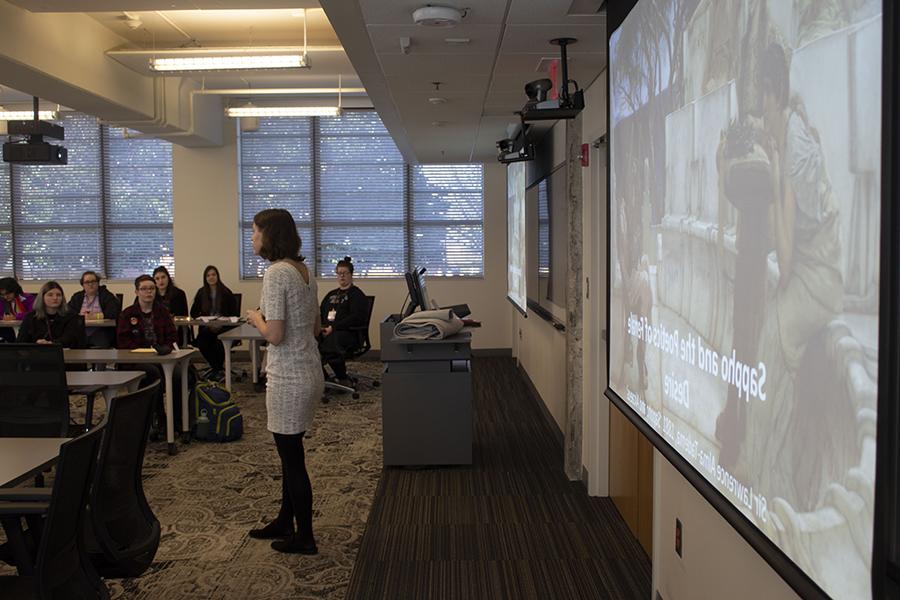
[249,519,294,540]
[271,534,318,554]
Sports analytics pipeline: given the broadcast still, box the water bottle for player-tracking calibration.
[196,408,210,440]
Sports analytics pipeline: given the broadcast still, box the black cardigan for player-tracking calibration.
[68,286,121,321]
[156,287,189,317]
[190,286,239,318]
[16,311,87,348]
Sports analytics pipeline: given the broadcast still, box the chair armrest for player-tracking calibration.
[0,501,49,516]
[0,489,52,502]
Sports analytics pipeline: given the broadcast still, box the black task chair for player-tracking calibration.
[0,344,70,438]
[323,295,379,401]
[114,293,124,309]
[0,426,109,599]
[84,381,160,578]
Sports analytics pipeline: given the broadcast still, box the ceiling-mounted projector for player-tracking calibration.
[520,38,585,122]
[496,123,533,164]
[2,97,67,165]
[412,5,464,27]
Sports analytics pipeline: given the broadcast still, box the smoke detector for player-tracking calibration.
[412,6,464,27]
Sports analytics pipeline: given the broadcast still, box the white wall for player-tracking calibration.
[46,121,512,351]
[652,451,799,600]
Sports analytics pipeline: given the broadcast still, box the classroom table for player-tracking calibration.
[0,438,69,488]
[173,316,241,349]
[220,323,264,392]
[63,348,197,455]
[3,318,116,337]
[66,370,144,432]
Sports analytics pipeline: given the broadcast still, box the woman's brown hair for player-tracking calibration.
[253,208,304,262]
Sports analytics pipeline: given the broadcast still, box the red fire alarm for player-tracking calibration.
[580,143,589,167]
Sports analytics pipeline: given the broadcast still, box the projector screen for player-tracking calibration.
[609,2,882,597]
[507,161,527,313]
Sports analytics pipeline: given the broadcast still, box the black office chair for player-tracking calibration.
[0,344,70,438]
[0,426,109,599]
[114,293,124,309]
[323,295,379,401]
[84,381,160,578]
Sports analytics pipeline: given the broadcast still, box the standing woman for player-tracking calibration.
[245,209,324,554]
[17,281,86,348]
[152,266,189,317]
[190,265,239,378]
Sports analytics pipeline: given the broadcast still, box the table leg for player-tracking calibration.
[161,362,177,455]
[181,359,191,443]
[223,339,234,391]
[251,340,258,384]
[84,391,97,432]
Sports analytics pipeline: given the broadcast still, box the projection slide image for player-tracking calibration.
[507,161,527,312]
[609,1,882,597]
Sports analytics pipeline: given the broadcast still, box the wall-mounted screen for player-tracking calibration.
[526,165,567,321]
[507,161,527,313]
[609,1,882,598]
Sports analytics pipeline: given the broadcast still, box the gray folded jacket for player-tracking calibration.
[393,308,464,340]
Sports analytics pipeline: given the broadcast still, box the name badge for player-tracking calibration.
[327,309,337,322]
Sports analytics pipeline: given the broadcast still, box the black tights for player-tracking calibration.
[273,432,314,542]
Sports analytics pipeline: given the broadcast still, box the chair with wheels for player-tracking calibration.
[323,295,379,401]
[0,425,108,599]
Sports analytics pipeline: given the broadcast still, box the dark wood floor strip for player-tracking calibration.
[346,357,652,600]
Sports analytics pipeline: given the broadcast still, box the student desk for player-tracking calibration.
[0,438,69,488]
[4,318,116,337]
[220,323,264,391]
[66,370,144,432]
[63,348,197,455]
[379,318,473,466]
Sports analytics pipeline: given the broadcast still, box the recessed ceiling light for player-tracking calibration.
[444,38,471,45]
[412,6,464,27]
[428,97,448,105]
[431,120,449,126]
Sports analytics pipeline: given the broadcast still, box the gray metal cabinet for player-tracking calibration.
[380,318,472,466]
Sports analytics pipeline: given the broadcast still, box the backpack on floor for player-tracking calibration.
[191,381,243,442]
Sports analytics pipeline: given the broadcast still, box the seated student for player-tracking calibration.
[0,277,36,343]
[68,270,121,348]
[16,281,86,348]
[319,257,368,387]
[190,265,239,380]
[118,275,178,428]
[153,265,189,317]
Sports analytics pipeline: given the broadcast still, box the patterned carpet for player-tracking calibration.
[1,360,384,600]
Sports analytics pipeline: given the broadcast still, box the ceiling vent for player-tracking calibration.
[412,6,464,27]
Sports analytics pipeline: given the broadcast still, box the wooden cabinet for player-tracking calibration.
[609,403,654,555]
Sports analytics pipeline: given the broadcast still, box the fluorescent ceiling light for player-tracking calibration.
[225,106,342,117]
[0,110,58,121]
[149,53,308,72]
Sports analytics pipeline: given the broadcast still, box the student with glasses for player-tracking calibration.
[118,274,178,432]
[0,277,36,343]
[318,256,368,388]
[68,270,121,348]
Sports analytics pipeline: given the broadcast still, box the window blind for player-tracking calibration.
[11,112,103,280]
[103,125,174,279]
[0,112,174,281]
[410,163,484,276]
[0,161,11,276]
[238,118,314,279]
[238,110,484,280]
[537,178,550,276]
[316,111,406,278]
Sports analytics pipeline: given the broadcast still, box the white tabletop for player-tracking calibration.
[66,370,144,389]
[0,438,70,488]
[64,348,197,364]
[219,322,264,341]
